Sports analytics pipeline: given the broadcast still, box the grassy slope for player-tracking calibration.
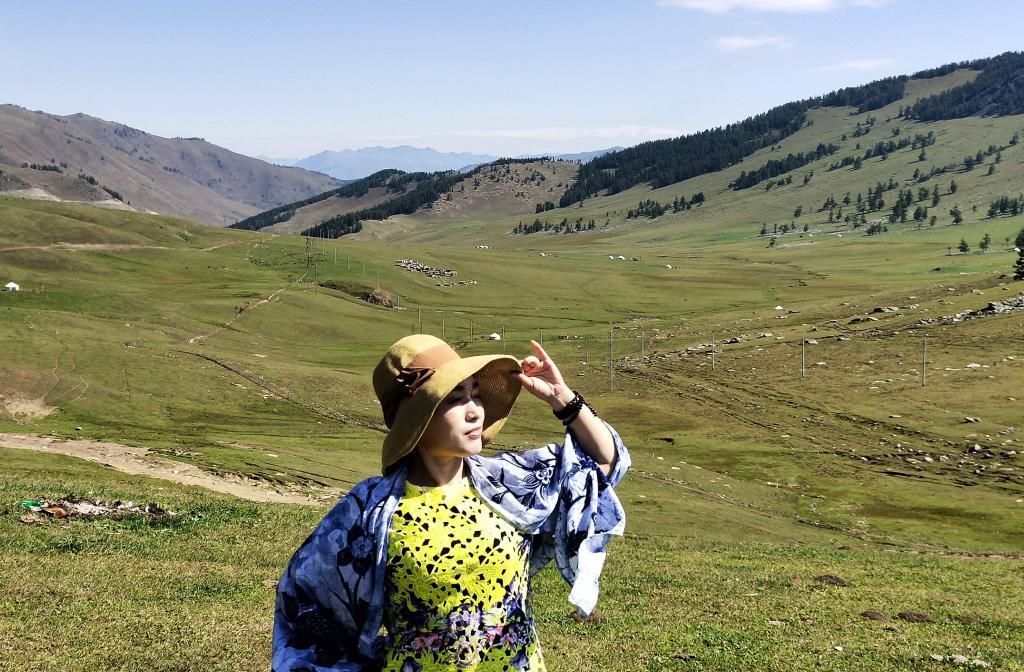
[1,68,1023,670]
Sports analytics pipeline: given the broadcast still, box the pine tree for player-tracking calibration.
[949,179,958,194]
[950,205,964,224]
[959,238,970,254]
[980,233,992,252]
[1015,248,1024,280]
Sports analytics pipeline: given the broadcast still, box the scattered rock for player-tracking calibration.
[861,610,887,621]
[768,620,785,627]
[963,416,981,423]
[816,574,849,587]
[897,611,934,623]
[671,652,697,661]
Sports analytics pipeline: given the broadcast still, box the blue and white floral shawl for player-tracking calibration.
[272,423,629,671]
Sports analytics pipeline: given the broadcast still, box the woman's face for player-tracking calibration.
[415,376,485,460]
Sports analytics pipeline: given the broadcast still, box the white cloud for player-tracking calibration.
[714,35,792,51]
[811,58,895,72]
[658,0,890,12]
[450,125,684,141]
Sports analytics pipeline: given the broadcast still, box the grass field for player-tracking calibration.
[1,69,1023,671]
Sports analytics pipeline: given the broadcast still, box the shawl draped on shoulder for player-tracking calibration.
[272,422,629,671]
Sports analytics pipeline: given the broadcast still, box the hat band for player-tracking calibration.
[383,342,462,427]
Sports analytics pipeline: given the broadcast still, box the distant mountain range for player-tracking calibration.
[293,146,499,180]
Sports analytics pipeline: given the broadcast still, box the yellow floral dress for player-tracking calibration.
[382,479,546,672]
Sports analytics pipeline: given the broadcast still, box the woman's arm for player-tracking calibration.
[516,340,616,476]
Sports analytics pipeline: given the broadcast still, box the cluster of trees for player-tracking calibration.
[765,175,794,190]
[963,145,1002,171]
[860,131,936,162]
[987,194,1024,218]
[535,201,556,213]
[78,172,98,185]
[851,117,876,138]
[730,143,838,190]
[101,186,124,202]
[888,187,946,223]
[625,194,705,219]
[22,162,63,173]
[956,235,996,253]
[906,52,1024,121]
[512,217,596,235]
[627,199,666,219]
[760,221,807,237]
[866,222,889,236]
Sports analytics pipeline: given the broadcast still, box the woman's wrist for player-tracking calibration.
[548,388,575,411]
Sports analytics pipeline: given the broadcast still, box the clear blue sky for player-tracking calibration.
[4,1,1021,158]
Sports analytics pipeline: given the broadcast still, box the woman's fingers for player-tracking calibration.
[529,339,551,362]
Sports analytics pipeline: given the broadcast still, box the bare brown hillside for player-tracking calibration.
[0,105,342,225]
[425,159,579,219]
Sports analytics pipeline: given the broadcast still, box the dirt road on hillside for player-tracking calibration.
[0,433,331,505]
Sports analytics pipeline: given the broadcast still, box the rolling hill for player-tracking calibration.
[236,52,1024,249]
[0,105,343,225]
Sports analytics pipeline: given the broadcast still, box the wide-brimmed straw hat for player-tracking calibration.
[373,334,522,473]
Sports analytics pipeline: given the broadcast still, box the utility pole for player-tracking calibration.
[922,336,927,387]
[608,330,613,393]
[640,330,645,359]
[801,339,806,379]
[501,324,506,352]
[711,337,716,371]
[539,328,544,347]
[585,335,589,364]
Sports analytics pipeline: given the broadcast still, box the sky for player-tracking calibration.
[4,1,1022,159]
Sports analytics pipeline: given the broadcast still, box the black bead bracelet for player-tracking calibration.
[552,390,597,426]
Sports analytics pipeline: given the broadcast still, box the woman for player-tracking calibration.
[273,334,629,671]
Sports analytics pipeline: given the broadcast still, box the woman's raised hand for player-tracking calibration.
[516,340,571,407]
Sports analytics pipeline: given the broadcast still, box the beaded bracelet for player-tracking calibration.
[552,390,597,426]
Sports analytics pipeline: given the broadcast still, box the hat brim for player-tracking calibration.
[381,354,522,472]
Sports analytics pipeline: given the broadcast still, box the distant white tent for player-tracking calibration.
[3,282,19,292]
[487,332,502,341]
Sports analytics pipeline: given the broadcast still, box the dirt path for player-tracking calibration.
[0,433,330,505]
[0,243,169,253]
[187,286,288,344]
